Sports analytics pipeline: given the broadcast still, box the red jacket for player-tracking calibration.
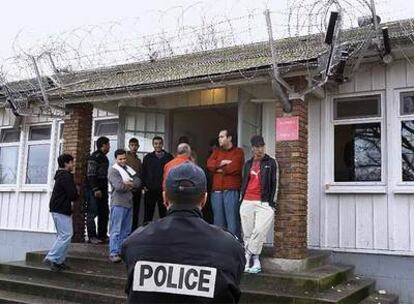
[163,154,192,191]
[207,146,244,191]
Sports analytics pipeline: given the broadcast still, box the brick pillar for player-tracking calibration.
[274,99,308,259]
[63,103,93,242]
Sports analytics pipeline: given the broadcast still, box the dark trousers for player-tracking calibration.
[131,190,142,231]
[86,189,109,240]
[144,190,166,223]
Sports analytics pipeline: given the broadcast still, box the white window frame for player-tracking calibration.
[123,109,167,159]
[325,91,386,193]
[395,89,414,191]
[91,117,119,165]
[22,123,53,189]
[0,127,21,189]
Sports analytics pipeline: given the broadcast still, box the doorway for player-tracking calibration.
[170,104,238,169]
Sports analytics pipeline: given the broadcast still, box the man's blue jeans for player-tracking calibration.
[46,213,73,264]
[211,190,241,238]
[109,205,132,256]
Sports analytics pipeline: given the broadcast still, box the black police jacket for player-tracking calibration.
[120,206,245,303]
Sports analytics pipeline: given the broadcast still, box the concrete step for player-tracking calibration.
[26,250,114,270]
[240,264,354,292]
[0,273,126,304]
[0,261,127,289]
[240,277,375,304]
[0,290,81,304]
[359,291,399,304]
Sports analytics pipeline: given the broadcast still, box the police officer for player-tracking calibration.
[121,162,245,303]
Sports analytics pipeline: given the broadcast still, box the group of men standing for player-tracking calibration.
[44,127,279,281]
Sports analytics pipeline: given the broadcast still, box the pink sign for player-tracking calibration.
[276,116,299,141]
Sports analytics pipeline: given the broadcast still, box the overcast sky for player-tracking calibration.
[1,0,413,61]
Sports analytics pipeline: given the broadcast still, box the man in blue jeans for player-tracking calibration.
[207,129,244,238]
[44,154,79,272]
[108,149,141,263]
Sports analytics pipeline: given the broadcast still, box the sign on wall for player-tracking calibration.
[276,116,299,141]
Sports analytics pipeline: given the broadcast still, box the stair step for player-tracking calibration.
[0,289,81,304]
[359,292,399,304]
[0,273,126,304]
[0,261,126,289]
[240,277,375,303]
[240,264,354,292]
[26,251,114,269]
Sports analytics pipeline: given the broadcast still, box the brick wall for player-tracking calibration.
[63,103,93,242]
[274,99,308,259]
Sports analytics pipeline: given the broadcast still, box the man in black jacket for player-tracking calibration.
[121,162,245,303]
[141,136,173,223]
[239,135,279,274]
[44,154,79,272]
[86,136,110,244]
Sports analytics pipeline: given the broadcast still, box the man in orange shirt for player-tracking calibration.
[162,143,192,206]
[207,129,244,238]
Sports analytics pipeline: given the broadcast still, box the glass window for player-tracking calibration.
[124,112,166,157]
[29,126,51,141]
[400,93,414,116]
[0,146,19,184]
[1,128,20,143]
[402,120,414,181]
[94,119,118,136]
[334,96,380,120]
[334,123,381,182]
[26,144,50,184]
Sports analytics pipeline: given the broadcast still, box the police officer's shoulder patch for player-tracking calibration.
[133,261,217,298]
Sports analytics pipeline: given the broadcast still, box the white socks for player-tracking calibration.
[252,254,261,269]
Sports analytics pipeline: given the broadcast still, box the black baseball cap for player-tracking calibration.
[251,135,265,147]
[166,162,207,195]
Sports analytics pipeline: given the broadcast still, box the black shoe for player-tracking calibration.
[60,262,71,270]
[43,258,62,272]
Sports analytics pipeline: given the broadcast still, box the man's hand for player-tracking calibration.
[219,160,232,167]
[124,181,134,189]
[94,190,102,198]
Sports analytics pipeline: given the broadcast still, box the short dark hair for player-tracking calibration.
[114,149,126,159]
[96,136,110,149]
[220,129,233,138]
[153,136,163,143]
[166,190,205,205]
[57,154,74,168]
[129,138,139,145]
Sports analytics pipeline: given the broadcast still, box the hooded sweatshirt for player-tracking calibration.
[49,169,78,216]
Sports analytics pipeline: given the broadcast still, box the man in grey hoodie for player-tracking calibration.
[108,149,141,263]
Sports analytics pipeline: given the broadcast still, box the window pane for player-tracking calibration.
[0,146,18,184]
[59,124,64,139]
[146,113,156,132]
[402,120,414,181]
[29,126,51,141]
[334,123,381,182]
[1,128,20,143]
[401,93,414,115]
[156,113,165,132]
[107,139,118,165]
[334,96,380,120]
[26,144,50,184]
[94,119,118,136]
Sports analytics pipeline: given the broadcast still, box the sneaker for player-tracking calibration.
[247,266,262,274]
[109,255,122,263]
[43,258,63,272]
[88,237,103,244]
[60,262,71,270]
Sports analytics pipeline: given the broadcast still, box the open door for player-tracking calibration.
[238,97,262,159]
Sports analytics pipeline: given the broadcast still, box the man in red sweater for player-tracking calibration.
[207,129,244,238]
